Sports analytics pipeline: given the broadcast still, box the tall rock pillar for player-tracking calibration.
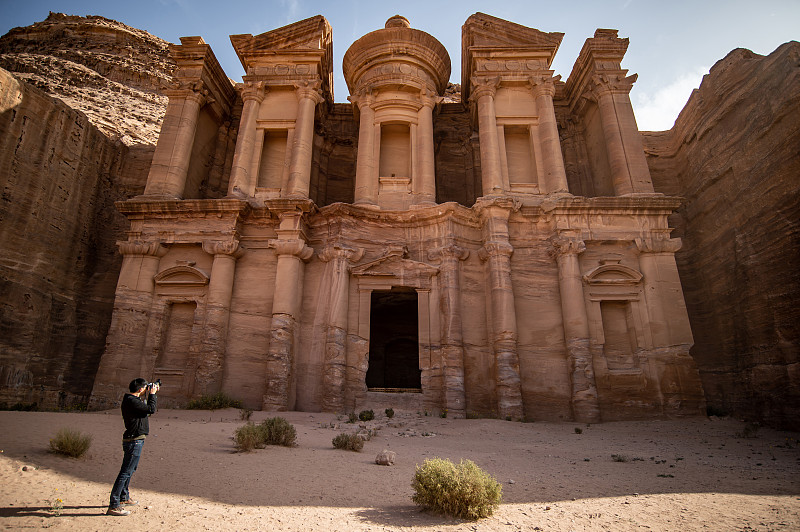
[144,86,206,198]
[471,77,504,195]
[227,82,267,197]
[285,82,324,198]
[429,241,469,418]
[351,91,379,206]
[552,234,600,423]
[414,90,439,206]
[530,75,569,193]
[263,213,313,411]
[318,243,363,411]
[194,239,243,396]
[478,200,523,419]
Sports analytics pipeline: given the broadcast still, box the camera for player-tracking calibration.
[147,379,161,390]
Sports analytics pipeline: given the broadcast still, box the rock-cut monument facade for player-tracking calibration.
[89,14,706,421]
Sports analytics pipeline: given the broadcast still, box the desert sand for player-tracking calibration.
[0,408,798,531]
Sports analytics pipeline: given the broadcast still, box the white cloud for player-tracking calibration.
[633,68,707,131]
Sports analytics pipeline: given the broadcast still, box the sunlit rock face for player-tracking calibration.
[0,12,174,146]
[9,12,796,429]
[643,43,800,430]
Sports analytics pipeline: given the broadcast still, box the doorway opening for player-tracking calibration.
[365,287,420,391]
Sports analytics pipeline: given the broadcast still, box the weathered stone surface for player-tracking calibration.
[0,67,142,408]
[643,43,800,430]
[375,449,396,465]
[0,12,174,146]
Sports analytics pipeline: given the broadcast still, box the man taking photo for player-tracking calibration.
[107,378,159,516]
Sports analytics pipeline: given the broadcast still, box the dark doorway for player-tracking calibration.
[365,288,421,390]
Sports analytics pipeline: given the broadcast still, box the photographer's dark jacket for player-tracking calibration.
[121,393,157,441]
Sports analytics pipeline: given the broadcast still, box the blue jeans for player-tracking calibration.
[109,439,144,508]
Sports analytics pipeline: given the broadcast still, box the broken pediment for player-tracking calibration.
[462,13,564,99]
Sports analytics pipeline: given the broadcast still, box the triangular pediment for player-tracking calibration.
[352,247,439,279]
[463,13,563,51]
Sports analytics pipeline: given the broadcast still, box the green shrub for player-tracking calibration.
[258,417,297,447]
[385,407,395,419]
[332,433,364,452]
[234,417,297,451]
[359,409,374,422]
[611,454,629,462]
[49,428,92,458]
[186,392,242,410]
[347,412,358,423]
[574,427,583,434]
[234,422,262,452]
[411,458,502,519]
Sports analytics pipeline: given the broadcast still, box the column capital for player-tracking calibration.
[269,239,314,261]
[635,235,682,254]
[583,73,638,101]
[294,79,325,104]
[202,239,245,258]
[528,73,561,99]
[117,240,168,257]
[428,243,469,263]
[241,81,267,103]
[478,241,514,261]
[550,235,586,259]
[419,88,442,109]
[347,87,376,109]
[469,75,500,102]
[319,243,365,263]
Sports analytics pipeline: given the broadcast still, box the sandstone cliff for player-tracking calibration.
[643,42,800,430]
[0,12,174,146]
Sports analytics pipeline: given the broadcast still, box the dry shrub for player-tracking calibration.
[332,432,364,452]
[234,417,296,451]
[411,458,502,519]
[186,392,242,410]
[49,428,92,458]
[259,417,297,447]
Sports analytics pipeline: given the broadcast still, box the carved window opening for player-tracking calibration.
[379,123,411,178]
[504,125,536,185]
[366,287,421,391]
[258,129,289,188]
[600,300,639,370]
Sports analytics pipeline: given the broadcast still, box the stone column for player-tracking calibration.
[551,235,600,423]
[144,85,207,198]
[477,202,523,419]
[227,82,266,197]
[635,235,690,346]
[285,82,324,198]
[263,231,314,411]
[530,75,569,194]
[350,90,378,206]
[318,243,364,412]
[194,239,244,396]
[414,90,439,206]
[470,77,504,195]
[90,241,167,407]
[428,242,469,418]
[585,74,653,196]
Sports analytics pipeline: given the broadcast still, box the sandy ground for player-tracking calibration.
[0,408,798,531]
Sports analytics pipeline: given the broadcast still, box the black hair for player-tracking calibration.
[129,378,148,393]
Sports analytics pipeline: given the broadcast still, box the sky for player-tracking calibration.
[0,0,797,130]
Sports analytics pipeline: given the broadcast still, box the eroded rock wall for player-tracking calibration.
[643,43,800,429]
[0,12,174,146]
[0,68,144,408]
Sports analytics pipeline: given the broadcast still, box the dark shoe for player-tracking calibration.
[107,506,131,516]
[121,499,139,506]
